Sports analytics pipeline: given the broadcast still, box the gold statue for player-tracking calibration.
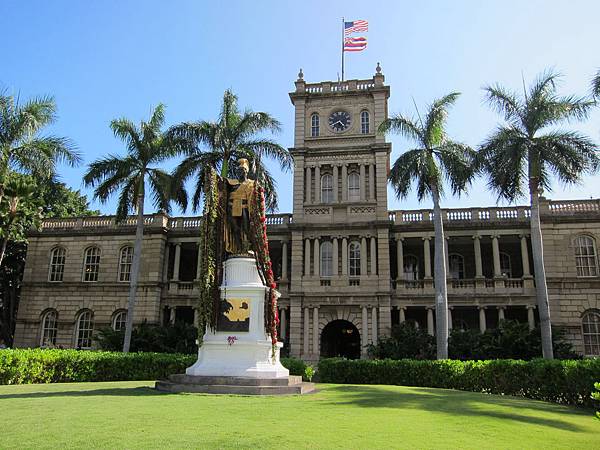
[223,158,255,255]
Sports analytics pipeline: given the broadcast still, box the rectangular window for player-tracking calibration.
[83,248,101,282]
[119,247,134,282]
[49,248,66,282]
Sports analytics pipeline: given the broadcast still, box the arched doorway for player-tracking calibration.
[320,320,361,359]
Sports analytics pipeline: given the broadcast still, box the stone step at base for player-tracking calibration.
[168,374,303,387]
[155,380,316,395]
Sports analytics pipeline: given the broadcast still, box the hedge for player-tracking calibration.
[0,349,308,384]
[318,358,600,407]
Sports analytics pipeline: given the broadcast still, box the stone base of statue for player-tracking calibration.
[155,257,315,395]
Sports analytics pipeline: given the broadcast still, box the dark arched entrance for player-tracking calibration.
[320,320,361,359]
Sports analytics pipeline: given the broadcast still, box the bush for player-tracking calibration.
[0,349,314,385]
[317,357,600,407]
[95,322,198,354]
[369,321,578,361]
[592,382,600,419]
[281,356,315,381]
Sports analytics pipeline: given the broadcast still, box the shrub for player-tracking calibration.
[317,357,600,407]
[369,321,578,361]
[0,349,314,385]
[95,321,198,354]
[593,382,600,419]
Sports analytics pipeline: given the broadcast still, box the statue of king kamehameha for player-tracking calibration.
[223,158,255,255]
[197,158,279,348]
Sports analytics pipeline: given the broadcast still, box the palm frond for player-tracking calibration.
[423,92,460,147]
[378,114,423,144]
[238,139,292,172]
[483,84,522,125]
[592,69,600,99]
[83,155,138,188]
[110,118,142,154]
[435,141,476,197]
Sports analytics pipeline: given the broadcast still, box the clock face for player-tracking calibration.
[328,111,351,132]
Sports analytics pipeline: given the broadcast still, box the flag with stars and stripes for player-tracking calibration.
[344,20,368,35]
[344,36,367,52]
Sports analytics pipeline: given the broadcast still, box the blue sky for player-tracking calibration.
[2,0,599,215]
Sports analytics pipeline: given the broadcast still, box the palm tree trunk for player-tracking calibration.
[0,237,8,269]
[529,187,554,359]
[122,192,145,353]
[431,185,448,359]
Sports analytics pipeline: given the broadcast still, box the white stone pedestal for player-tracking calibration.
[186,257,289,379]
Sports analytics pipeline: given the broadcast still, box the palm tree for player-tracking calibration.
[83,104,186,353]
[169,89,291,212]
[0,92,80,241]
[479,70,598,359]
[379,93,475,359]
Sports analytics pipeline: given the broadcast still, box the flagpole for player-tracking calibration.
[341,17,345,82]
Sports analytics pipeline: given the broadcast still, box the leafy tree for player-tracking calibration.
[379,93,475,359]
[0,176,96,346]
[367,323,435,359]
[168,89,291,212]
[83,104,186,353]
[478,70,598,359]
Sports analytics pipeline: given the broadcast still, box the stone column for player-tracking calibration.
[492,235,501,277]
[169,306,176,325]
[312,307,319,355]
[360,237,368,276]
[371,306,378,344]
[280,307,287,340]
[444,237,450,275]
[370,236,377,276]
[332,237,339,276]
[368,164,375,200]
[163,243,170,281]
[303,307,310,354]
[341,237,348,276]
[193,308,199,328]
[359,164,366,201]
[497,306,505,322]
[173,243,182,281]
[304,238,311,276]
[341,164,348,202]
[396,237,404,281]
[423,237,432,279]
[305,167,312,204]
[313,237,320,277]
[361,306,368,356]
[195,243,202,280]
[281,241,288,281]
[527,306,536,330]
[314,165,321,203]
[399,307,406,323]
[333,165,339,203]
[473,235,483,278]
[427,307,434,336]
[520,235,531,276]
[479,307,487,333]
[448,307,453,330]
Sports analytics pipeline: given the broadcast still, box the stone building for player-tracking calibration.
[13,67,600,360]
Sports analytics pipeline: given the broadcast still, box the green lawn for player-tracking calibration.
[0,381,598,449]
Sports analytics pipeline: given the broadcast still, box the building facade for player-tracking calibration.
[13,67,600,359]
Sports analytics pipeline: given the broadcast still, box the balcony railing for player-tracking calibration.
[395,277,530,294]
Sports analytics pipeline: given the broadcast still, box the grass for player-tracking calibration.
[0,381,598,449]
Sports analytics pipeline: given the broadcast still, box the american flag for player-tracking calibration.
[344,37,367,52]
[344,20,368,35]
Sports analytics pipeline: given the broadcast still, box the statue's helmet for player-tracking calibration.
[238,158,250,171]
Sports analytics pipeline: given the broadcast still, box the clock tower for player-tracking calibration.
[286,64,392,361]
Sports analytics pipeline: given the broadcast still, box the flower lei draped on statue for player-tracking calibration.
[196,168,279,355]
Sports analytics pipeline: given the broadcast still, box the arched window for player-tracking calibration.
[48,247,66,282]
[574,235,598,277]
[83,247,101,282]
[360,110,370,134]
[40,310,58,347]
[449,254,465,280]
[349,241,361,276]
[311,113,320,137]
[348,172,360,201]
[321,174,333,203]
[500,252,512,277]
[112,310,127,332]
[582,310,600,356]
[118,246,134,282]
[75,310,94,349]
[320,241,333,277]
[403,255,419,281]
